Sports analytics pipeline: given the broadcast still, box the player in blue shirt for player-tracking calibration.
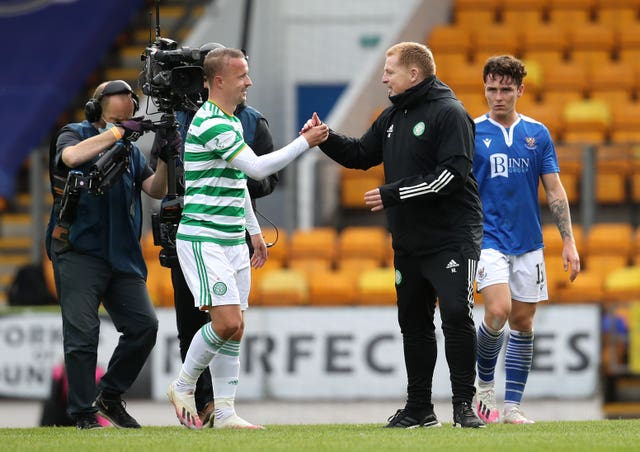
[472,56,581,424]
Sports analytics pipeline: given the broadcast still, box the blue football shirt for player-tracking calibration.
[473,114,560,254]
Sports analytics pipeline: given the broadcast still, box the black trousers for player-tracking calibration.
[51,245,158,417]
[394,248,478,409]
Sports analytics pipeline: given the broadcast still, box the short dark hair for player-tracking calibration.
[203,47,246,82]
[483,55,527,86]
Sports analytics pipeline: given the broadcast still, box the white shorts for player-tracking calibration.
[177,239,251,310]
[476,248,548,303]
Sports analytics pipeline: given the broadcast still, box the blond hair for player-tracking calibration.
[386,42,436,78]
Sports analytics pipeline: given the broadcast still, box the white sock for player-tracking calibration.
[211,340,241,420]
[176,323,224,392]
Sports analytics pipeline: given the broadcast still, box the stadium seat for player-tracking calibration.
[631,151,640,204]
[554,270,605,304]
[568,23,616,72]
[457,92,487,119]
[500,0,546,29]
[538,61,587,106]
[337,226,388,264]
[289,227,338,264]
[542,223,584,256]
[520,23,568,68]
[603,266,640,302]
[258,269,308,306]
[453,3,497,32]
[538,143,583,204]
[340,166,384,209]
[308,270,357,306]
[562,99,611,145]
[249,259,284,305]
[443,62,486,99]
[547,0,593,28]
[338,257,381,281]
[261,226,288,265]
[594,144,630,204]
[357,267,397,305]
[595,0,640,27]
[473,24,521,64]
[426,24,473,81]
[585,222,634,261]
[545,254,572,293]
[145,260,173,307]
[288,257,333,276]
[610,102,640,144]
[522,101,565,142]
[588,61,636,105]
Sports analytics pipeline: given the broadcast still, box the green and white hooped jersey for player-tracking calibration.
[177,100,248,245]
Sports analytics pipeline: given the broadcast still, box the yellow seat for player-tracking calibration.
[289,227,337,264]
[588,62,636,105]
[522,101,565,142]
[473,25,520,64]
[357,267,397,305]
[554,270,605,304]
[249,259,284,305]
[543,223,584,256]
[539,61,587,107]
[547,0,593,28]
[288,257,333,277]
[562,99,611,144]
[568,23,616,72]
[500,0,546,29]
[610,102,640,144]
[631,151,640,204]
[595,144,631,204]
[261,226,288,265]
[308,270,357,306]
[538,143,582,204]
[604,266,640,302]
[426,25,473,58]
[443,62,485,99]
[340,166,384,209]
[595,0,640,27]
[258,269,308,306]
[338,226,388,264]
[520,23,568,69]
[586,223,634,261]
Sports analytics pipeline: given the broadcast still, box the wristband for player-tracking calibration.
[111,126,123,140]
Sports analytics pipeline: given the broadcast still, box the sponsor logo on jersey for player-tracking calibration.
[489,153,531,178]
[483,138,492,148]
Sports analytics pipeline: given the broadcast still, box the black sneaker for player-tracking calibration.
[76,413,102,430]
[385,406,442,428]
[95,391,141,428]
[453,401,486,428]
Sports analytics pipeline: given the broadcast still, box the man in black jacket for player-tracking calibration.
[303,42,484,428]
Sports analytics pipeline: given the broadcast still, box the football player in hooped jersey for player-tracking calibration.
[472,55,581,424]
[166,47,328,429]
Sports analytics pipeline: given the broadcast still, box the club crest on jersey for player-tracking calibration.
[413,121,425,136]
[477,266,486,281]
[524,137,536,150]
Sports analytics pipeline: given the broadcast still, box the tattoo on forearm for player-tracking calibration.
[549,198,573,241]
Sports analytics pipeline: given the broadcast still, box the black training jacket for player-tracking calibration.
[320,76,483,258]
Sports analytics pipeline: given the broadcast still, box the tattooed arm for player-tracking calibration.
[541,172,581,282]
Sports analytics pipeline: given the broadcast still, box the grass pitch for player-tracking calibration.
[1,420,639,451]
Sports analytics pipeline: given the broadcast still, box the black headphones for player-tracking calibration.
[84,80,140,123]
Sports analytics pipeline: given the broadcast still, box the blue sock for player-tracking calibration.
[505,330,534,405]
[477,322,505,385]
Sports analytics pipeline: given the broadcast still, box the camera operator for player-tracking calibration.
[45,80,179,429]
[150,42,279,427]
